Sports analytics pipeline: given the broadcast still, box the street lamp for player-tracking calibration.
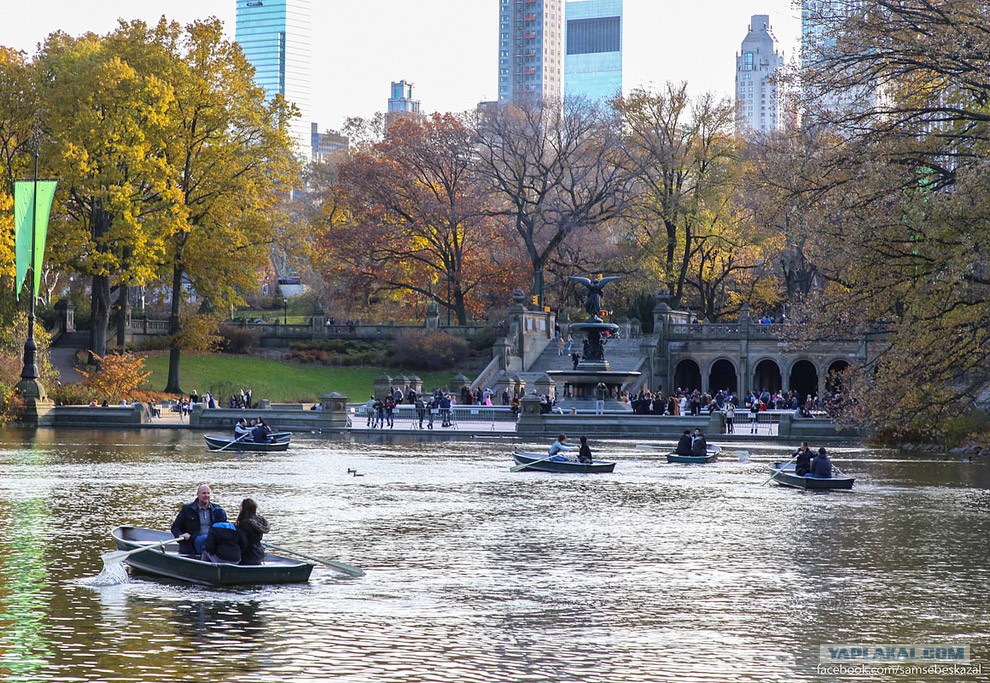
[282,297,288,325]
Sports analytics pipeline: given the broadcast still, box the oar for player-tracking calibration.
[264,542,365,578]
[101,537,182,566]
[510,451,566,472]
[215,432,252,452]
[762,452,800,486]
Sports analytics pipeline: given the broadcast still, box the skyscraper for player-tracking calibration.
[235,0,313,160]
[564,0,622,103]
[735,14,785,134]
[387,80,422,116]
[498,0,564,104]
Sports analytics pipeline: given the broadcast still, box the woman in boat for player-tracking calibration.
[237,498,271,565]
[578,436,593,463]
[690,428,708,456]
[202,509,241,564]
[811,447,833,478]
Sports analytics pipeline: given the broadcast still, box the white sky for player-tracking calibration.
[0,0,801,133]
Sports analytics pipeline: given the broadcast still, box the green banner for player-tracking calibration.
[14,180,57,300]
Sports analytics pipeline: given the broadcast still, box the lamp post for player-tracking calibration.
[282,297,288,325]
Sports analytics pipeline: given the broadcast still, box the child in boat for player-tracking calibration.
[578,436,593,463]
[202,509,241,564]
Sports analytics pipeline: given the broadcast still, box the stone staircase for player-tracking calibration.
[482,335,649,394]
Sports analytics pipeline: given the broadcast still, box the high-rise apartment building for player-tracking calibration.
[498,0,564,104]
[735,14,785,134]
[387,80,422,116]
[564,0,622,103]
[801,0,876,118]
[235,0,313,160]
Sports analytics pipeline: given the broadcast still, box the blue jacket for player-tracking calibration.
[811,454,833,478]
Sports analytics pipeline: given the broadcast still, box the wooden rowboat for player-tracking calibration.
[512,451,616,473]
[204,435,290,451]
[666,451,719,464]
[110,526,313,585]
[768,461,855,490]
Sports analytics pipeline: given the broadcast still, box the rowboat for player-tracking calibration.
[110,526,314,585]
[637,443,722,454]
[512,451,616,473]
[204,435,290,451]
[768,461,855,490]
[666,450,719,464]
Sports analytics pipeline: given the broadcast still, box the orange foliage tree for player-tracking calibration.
[75,352,152,403]
[318,113,517,324]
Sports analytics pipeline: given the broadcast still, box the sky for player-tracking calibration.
[0,0,802,133]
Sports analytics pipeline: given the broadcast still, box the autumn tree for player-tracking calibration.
[328,113,511,324]
[615,83,738,309]
[761,1,990,436]
[37,22,180,362]
[156,18,298,393]
[473,98,631,304]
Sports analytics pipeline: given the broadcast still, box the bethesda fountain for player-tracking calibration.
[547,275,640,411]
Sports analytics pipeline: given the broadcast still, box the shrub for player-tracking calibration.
[469,326,500,352]
[389,332,468,371]
[51,382,97,406]
[219,324,262,354]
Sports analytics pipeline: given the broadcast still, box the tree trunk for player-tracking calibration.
[89,274,110,365]
[164,263,184,394]
[114,285,128,350]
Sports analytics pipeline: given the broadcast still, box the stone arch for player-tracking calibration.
[788,359,819,401]
[674,359,702,392]
[826,359,850,394]
[708,358,738,394]
[752,358,782,394]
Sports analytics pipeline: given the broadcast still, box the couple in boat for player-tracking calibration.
[792,442,833,478]
[674,428,709,456]
[171,485,270,565]
[547,433,593,463]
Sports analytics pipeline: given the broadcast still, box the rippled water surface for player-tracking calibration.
[0,429,988,682]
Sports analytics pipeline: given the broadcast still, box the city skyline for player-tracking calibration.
[0,0,801,133]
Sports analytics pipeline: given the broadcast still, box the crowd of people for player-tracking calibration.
[171,485,270,565]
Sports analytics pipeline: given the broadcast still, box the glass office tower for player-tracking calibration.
[564,0,622,103]
[235,0,313,160]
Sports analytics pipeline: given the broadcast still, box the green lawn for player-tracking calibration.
[139,352,462,403]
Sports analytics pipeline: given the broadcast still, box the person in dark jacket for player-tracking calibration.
[202,508,241,564]
[674,430,693,456]
[811,447,833,478]
[237,498,271,565]
[171,484,227,556]
[578,436,593,463]
[690,428,708,456]
[251,418,272,443]
[793,442,813,476]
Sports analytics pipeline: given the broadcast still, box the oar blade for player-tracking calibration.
[100,549,130,564]
[325,561,365,578]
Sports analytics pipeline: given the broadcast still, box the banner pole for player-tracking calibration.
[20,144,40,382]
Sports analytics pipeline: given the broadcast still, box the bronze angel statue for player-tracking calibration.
[568,275,622,320]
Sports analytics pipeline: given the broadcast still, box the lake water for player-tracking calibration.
[0,429,987,682]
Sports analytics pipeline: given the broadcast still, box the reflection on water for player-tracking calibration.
[0,429,988,682]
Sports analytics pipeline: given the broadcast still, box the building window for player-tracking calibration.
[566,16,621,55]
